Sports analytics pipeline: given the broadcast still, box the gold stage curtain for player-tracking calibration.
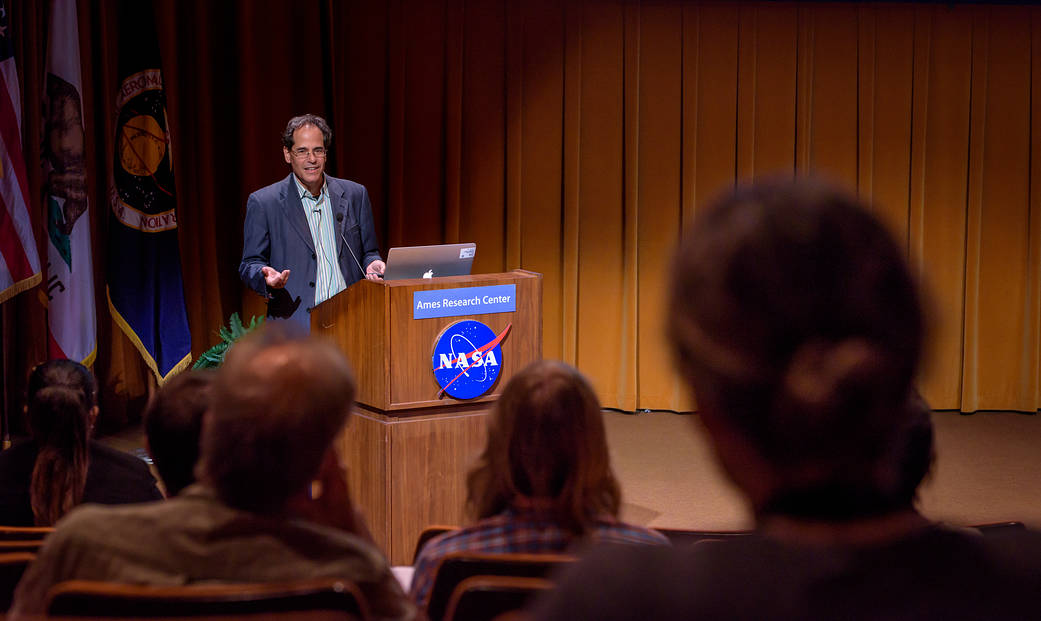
[339,1,1041,413]
[3,2,1040,427]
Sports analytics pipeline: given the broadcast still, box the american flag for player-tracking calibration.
[0,0,42,304]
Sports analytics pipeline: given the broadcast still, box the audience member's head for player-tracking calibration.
[466,359,621,534]
[667,178,925,520]
[143,370,213,497]
[197,327,356,515]
[25,359,98,526]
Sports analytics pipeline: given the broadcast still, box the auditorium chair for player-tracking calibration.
[654,527,752,547]
[654,523,1028,546]
[45,578,371,619]
[424,552,575,621]
[0,525,54,540]
[0,552,35,611]
[0,539,46,553]
[413,524,460,563]
[972,521,1026,537]
[443,575,553,621]
[0,526,52,555]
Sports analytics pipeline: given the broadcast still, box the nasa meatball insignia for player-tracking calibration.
[431,320,511,399]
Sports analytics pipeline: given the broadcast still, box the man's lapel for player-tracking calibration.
[329,177,355,259]
[281,174,316,254]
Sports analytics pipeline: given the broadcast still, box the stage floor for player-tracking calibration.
[607,410,1041,531]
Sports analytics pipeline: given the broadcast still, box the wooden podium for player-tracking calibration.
[311,270,542,564]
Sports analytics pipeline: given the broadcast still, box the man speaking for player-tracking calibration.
[239,114,385,331]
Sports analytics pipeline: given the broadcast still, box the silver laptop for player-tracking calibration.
[383,243,476,280]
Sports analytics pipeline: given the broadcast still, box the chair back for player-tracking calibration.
[0,527,51,559]
[444,575,553,621]
[0,552,35,611]
[0,526,54,541]
[0,539,46,554]
[654,527,752,547]
[426,552,574,621]
[45,578,370,619]
[971,521,1026,537]
[413,525,460,563]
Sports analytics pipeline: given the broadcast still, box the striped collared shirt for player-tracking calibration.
[294,175,347,305]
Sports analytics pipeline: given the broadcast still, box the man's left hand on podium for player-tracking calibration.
[366,259,386,281]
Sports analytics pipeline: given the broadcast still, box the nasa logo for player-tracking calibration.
[431,320,511,399]
[110,68,178,233]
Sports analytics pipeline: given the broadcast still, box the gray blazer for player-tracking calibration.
[239,173,381,331]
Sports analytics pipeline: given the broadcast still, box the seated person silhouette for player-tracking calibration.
[532,178,1041,620]
[410,359,667,609]
[11,329,415,621]
[0,360,161,526]
[143,369,213,497]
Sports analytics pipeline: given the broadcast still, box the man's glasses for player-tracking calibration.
[290,147,328,159]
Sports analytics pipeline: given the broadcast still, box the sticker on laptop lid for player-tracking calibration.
[460,247,476,259]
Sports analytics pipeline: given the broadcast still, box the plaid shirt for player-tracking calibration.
[409,507,669,607]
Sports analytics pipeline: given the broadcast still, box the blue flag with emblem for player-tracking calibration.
[106,0,191,381]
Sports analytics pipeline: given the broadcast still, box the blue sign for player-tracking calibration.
[431,320,509,400]
[414,284,516,319]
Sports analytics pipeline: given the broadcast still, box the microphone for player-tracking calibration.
[337,212,368,278]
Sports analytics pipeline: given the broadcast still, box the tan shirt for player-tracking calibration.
[11,484,415,620]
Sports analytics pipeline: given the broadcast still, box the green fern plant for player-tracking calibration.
[192,312,265,369]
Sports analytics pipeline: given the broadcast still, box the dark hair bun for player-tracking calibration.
[776,339,907,458]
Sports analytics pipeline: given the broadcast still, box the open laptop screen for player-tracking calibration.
[383,243,476,280]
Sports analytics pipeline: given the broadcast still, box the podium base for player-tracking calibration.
[340,404,490,565]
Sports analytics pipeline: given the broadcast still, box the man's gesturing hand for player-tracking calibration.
[261,266,290,289]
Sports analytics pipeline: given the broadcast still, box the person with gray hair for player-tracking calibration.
[239,114,385,331]
[11,329,415,621]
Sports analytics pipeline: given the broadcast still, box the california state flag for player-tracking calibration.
[42,0,96,364]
